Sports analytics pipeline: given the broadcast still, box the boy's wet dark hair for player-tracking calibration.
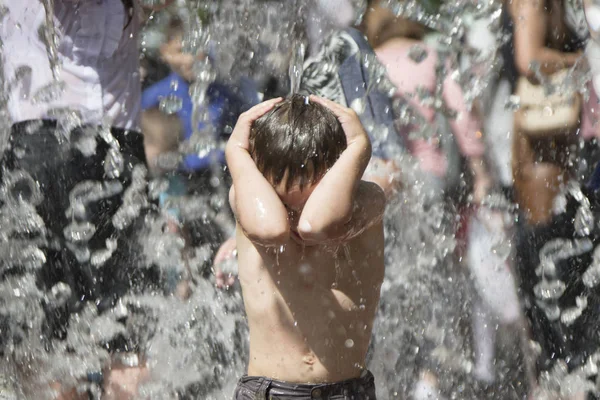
[249,94,347,191]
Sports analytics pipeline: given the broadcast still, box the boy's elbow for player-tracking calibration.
[245,223,289,246]
[297,210,352,242]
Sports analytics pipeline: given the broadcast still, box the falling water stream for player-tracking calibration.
[2,0,600,399]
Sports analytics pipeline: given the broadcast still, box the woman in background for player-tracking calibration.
[1,1,174,399]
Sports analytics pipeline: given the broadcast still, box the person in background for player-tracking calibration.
[142,16,258,174]
[140,108,193,299]
[142,17,257,275]
[1,0,176,399]
[142,108,183,178]
[508,0,600,397]
[509,0,586,226]
[362,2,495,398]
[366,9,490,203]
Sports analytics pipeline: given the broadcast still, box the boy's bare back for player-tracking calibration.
[226,95,386,386]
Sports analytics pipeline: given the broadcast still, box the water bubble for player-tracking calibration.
[17,245,47,270]
[505,95,521,111]
[31,80,65,104]
[139,0,168,6]
[193,58,217,86]
[534,279,566,301]
[560,296,588,326]
[156,151,182,171]
[47,282,72,308]
[12,65,32,85]
[350,98,366,115]
[491,240,511,261]
[345,339,355,348]
[104,148,124,179]
[90,239,118,267]
[218,258,238,276]
[73,135,98,157]
[159,94,183,114]
[408,44,429,63]
[112,299,128,320]
[574,205,594,236]
[553,193,568,215]
[63,221,96,243]
[0,5,8,22]
[289,41,306,95]
[148,178,170,200]
[583,262,600,288]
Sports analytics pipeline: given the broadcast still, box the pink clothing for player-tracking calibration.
[376,38,485,177]
[580,82,600,140]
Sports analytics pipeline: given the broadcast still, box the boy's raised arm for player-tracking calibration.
[226,98,290,246]
[298,96,385,243]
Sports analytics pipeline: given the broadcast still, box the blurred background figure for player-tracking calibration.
[141,14,259,285]
[506,0,600,398]
[509,0,585,226]
[0,0,178,398]
[359,2,516,399]
[504,0,597,398]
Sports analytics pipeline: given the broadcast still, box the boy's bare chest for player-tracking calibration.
[258,243,370,291]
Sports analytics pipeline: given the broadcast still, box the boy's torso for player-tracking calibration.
[236,223,384,384]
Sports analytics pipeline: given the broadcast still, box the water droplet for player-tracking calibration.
[104,148,124,179]
[505,95,521,111]
[32,80,65,104]
[407,44,428,63]
[159,94,183,114]
[574,205,594,236]
[533,279,566,301]
[345,339,354,348]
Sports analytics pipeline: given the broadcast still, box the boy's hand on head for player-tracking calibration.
[227,98,283,153]
[226,98,290,246]
[309,95,370,146]
[297,96,380,243]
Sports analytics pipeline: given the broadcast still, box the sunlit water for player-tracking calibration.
[2,0,600,399]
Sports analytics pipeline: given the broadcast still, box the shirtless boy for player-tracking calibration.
[226,94,385,399]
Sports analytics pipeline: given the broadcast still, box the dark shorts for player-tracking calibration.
[233,370,377,400]
[1,120,158,346]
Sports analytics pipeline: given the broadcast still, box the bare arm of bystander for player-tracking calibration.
[510,0,580,80]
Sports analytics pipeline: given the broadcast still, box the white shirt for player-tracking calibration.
[2,0,141,131]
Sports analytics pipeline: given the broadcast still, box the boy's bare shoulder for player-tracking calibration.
[352,180,386,239]
[357,180,386,212]
[354,220,384,249]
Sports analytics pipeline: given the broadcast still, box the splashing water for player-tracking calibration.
[3,0,600,398]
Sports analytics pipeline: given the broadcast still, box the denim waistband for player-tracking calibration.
[236,370,375,399]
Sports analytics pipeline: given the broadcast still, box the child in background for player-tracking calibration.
[142,16,258,173]
[143,16,258,268]
[141,107,183,178]
[141,108,191,299]
[227,95,385,398]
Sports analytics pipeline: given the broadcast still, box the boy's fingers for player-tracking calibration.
[309,95,348,117]
[241,97,283,122]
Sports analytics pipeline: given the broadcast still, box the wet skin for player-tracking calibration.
[237,181,384,383]
[236,218,384,384]
[227,96,385,383]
